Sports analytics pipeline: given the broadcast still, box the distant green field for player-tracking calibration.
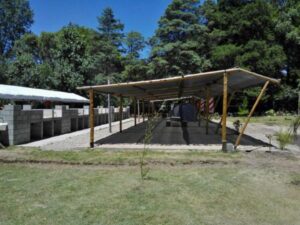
[0,148,300,225]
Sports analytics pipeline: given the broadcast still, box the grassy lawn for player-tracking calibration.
[0,147,241,165]
[227,115,297,126]
[0,148,300,225]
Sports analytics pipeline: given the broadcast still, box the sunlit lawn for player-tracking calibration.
[0,148,300,225]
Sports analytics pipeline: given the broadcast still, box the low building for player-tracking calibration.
[0,85,129,146]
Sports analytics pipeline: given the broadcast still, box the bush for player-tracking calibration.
[237,109,249,117]
[265,109,275,116]
[274,130,293,150]
[237,97,249,116]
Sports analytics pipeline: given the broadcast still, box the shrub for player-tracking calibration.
[274,130,293,150]
[265,109,275,116]
[237,97,249,116]
[140,114,156,180]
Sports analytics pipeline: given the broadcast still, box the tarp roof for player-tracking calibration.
[78,68,280,100]
[0,84,89,103]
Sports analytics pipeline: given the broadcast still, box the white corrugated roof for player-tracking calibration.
[0,84,89,103]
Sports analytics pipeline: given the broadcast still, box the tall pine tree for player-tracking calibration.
[148,0,211,78]
[93,7,124,84]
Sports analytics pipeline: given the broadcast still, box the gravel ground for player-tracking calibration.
[21,118,140,150]
[225,121,300,151]
[21,117,299,152]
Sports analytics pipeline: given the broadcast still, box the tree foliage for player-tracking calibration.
[148,0,211,77]
[1,0,299,112]
[0,0,33,56]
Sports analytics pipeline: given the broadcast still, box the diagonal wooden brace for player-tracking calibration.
[234,81,270,148]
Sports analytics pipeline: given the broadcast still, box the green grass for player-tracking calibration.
[227,116,297,126]
[0,147,241,165]
[0,148,300,225]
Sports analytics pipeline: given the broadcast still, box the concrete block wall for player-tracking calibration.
[0,104,131,146]
[0,105,31,145]
[57,106,71,134]
[43,120,53,138]
[0,126,9,146]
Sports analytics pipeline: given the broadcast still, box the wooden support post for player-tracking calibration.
[151,101,155,116]
[148,101,151,118]
[134,98,137,126]
[215,92,235,134]
[119,95,123,133]
[222,72,228,152]
[205,87,210,135]
[235,81,270,148]
[142,99,145,122]
[137,99,140,122]
[89,89,94,148]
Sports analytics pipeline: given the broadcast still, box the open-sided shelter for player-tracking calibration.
[78,67,280,151]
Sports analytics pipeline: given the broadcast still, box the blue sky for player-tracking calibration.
[29,0,172,38]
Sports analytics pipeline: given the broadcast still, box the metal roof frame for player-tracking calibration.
[78,67,280,100]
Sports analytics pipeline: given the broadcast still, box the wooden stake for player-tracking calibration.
[89,89,94,148]
[222,72,228,152]
[134,98,137,126]
[119,95,123,132]
[148,101,151,118]
[235,81,270,148]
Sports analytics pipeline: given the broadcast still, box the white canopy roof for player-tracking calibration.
[0,84,89,103]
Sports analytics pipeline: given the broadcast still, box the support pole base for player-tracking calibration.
[222,142,227,152]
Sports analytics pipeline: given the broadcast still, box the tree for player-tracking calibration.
[7,52,39,87]
[92,8,125,86]
[0,56,8,83]
[149,0,211,78]
[201,0,286,73]
[7,33,41,87]
[124,31,145,59]
[275,0,300,88]
[122,59,149,82]
[0,0,33,56]
[7,24,94,92]
[121,31,147,82]
[201,0,288,111]
[53,24,93,92]
[97,7,124,50]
